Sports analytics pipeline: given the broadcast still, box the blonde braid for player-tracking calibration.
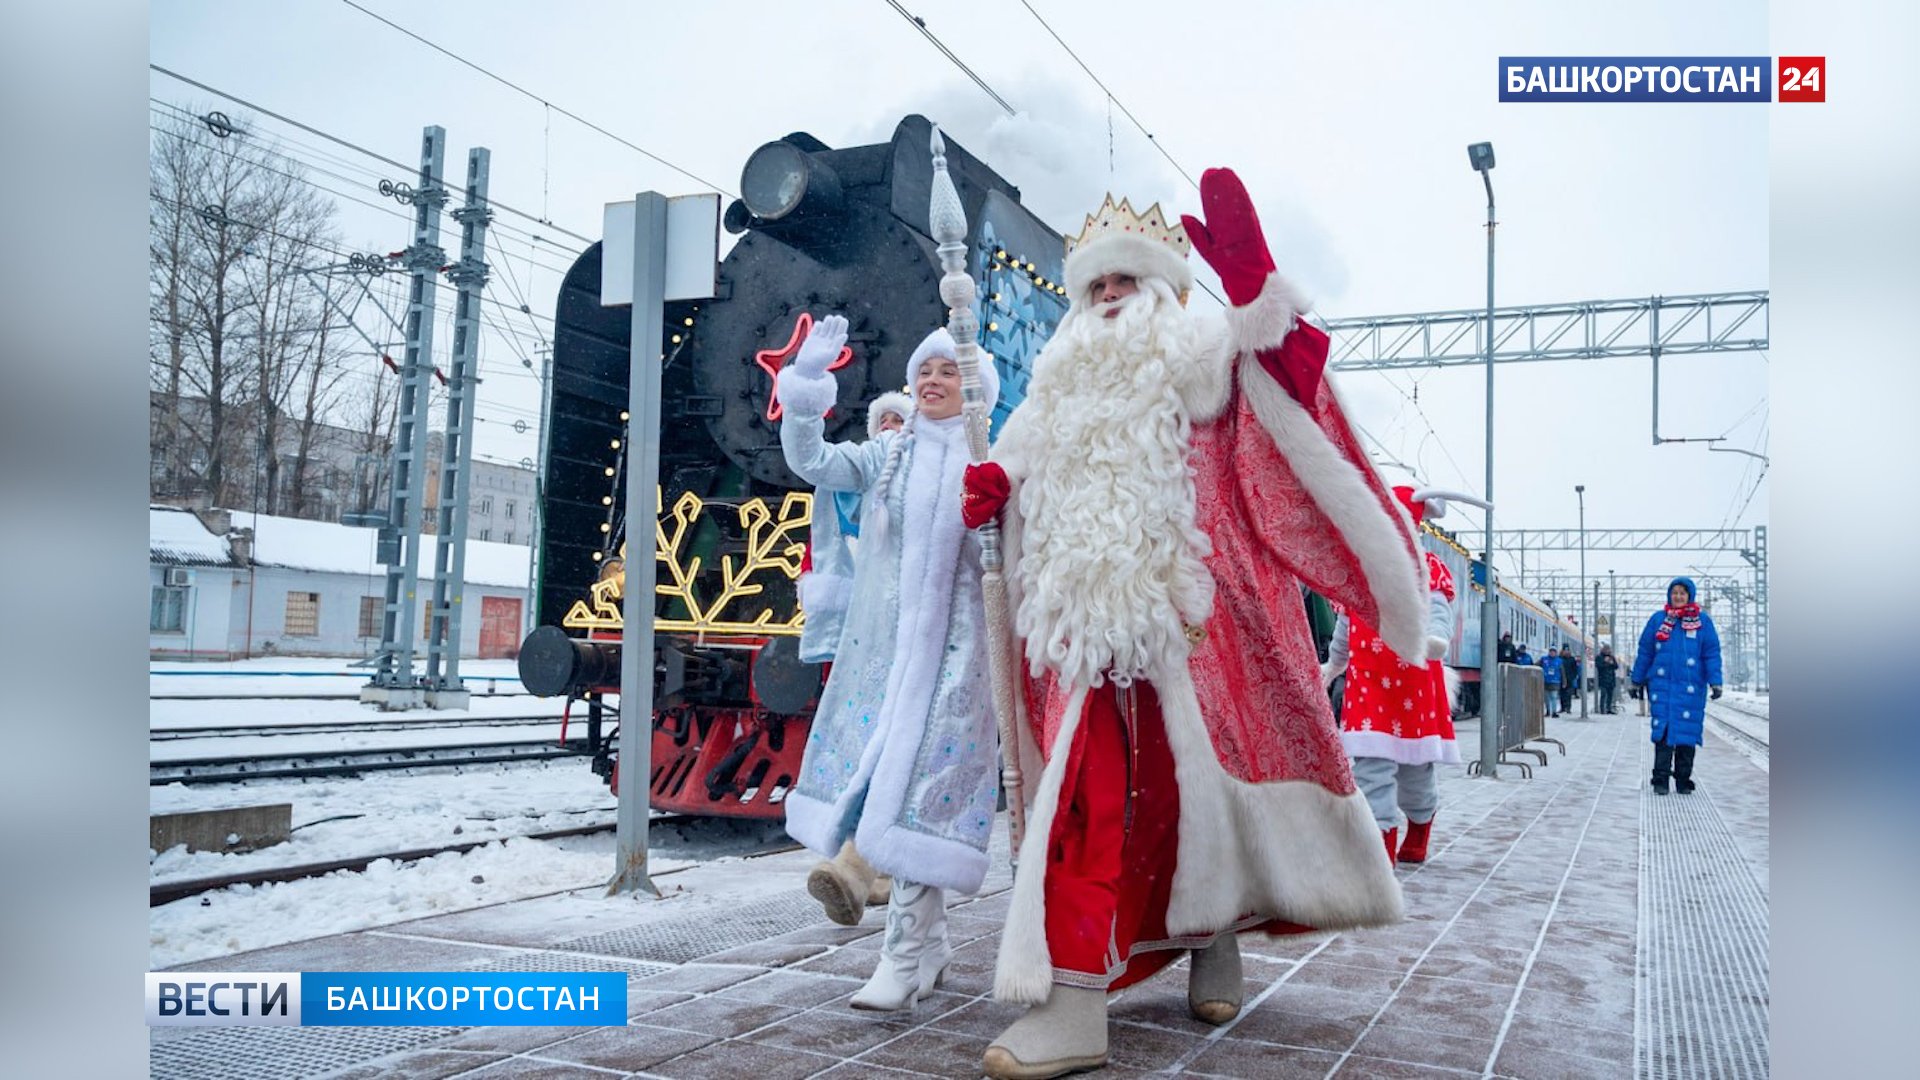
[866,411,915,546]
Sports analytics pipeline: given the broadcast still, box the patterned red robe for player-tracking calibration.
[990,273,1430,1001]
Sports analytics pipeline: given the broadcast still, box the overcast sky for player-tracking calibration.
[150,0,1771,616]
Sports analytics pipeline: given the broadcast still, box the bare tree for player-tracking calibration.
[150,106,353,513]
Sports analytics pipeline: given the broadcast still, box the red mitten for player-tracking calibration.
[961,462,1009,529]
[1179,167,1276,307]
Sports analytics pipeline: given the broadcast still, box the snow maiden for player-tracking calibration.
[775,316,1001,1012]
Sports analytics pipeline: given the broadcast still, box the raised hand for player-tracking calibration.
[794,314,849,378]
[1179,168,1276,307]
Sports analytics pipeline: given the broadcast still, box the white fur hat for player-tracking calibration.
[905,327,1000,411]
[866,391,914,438]
[1063,232,1194,305]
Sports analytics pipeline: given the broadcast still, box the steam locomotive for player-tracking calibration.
[517,116,1067,818]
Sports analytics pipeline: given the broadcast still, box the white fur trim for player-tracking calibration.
[1441,662,1462,710]
[1236,351,1428,666]
[1064,233,1194,302]
[799,571,852,616]
[1340,729,1461,765]
[1180,331,1234,425]
[1221,270,1312,356]
[776,365,838,419]
[866,391,914,438]
[1155,662,1404,935]
[992,685,1088,1003]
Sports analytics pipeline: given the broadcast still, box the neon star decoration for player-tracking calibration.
[754,311,853,422]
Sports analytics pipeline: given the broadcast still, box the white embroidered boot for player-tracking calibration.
[807,840,879,927]
[982,984,1109,1079]
[1187,932,1244,1024]
[850,880,944,1011]
[917,886,951,997]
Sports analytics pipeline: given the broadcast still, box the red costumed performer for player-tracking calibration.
[1321,486,1462,866]
[964,171,1429,1079]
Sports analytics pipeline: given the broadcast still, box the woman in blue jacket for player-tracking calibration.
[1630,577,1723,794]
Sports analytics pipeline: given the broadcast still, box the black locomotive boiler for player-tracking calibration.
[519,115,1069,818]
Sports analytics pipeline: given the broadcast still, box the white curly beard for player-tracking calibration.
[1006,280,1216,690]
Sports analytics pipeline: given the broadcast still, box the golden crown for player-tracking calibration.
[1065,194,1191,259]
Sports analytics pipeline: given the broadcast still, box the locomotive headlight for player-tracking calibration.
[740,140,843,228]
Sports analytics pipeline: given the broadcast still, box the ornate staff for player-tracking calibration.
[928,125,1026,859]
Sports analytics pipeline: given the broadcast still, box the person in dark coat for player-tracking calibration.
[1595,644,1621,713]
[1538,644,1561,716]
[1630,577,1723,794]
[1557,645,1577,716]
[1496,631,1516,665]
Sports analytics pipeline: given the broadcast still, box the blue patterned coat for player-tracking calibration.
[1629,577,1723,746]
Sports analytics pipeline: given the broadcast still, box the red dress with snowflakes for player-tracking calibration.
[1338,553,1459,765]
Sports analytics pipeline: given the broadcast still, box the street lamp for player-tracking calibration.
[1576,484,1587,718]
[1468,141,1500,776]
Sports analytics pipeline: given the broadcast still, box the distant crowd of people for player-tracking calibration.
[1490,574,1723,795]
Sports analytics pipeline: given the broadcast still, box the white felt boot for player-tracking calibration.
[850,880,945,1011]
[982,984,1109,1079]
[807,840,879,927]
[1187,932,1244,1024]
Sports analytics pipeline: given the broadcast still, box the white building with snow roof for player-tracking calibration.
[149,506,532,661]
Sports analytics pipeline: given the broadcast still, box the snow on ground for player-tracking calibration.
[150,833,658,969]
[151,657,526,697]
[151,758,619,884]
[149,663,795,971]
[152,722,573,762]
[153,693,562,730]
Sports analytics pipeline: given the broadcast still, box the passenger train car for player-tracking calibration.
[1420,523,1592,716]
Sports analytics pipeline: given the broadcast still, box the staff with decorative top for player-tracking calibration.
[963,169,1429,1079]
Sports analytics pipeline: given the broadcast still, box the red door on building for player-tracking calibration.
[479,596,522,659]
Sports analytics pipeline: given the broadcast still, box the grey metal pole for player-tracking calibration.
[1577,485,1587,718]
[1477,167,1501,778]
[609,192,668,898]
[424,146,492,708]
[1609,569,1617,655]
[363,126,446,712]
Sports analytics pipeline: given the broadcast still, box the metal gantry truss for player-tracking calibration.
[1457,526,1767,694]
[1315,290,1768,372]
[1456,528,1753,552]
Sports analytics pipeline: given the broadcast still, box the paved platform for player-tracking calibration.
[151,709,1770,1079]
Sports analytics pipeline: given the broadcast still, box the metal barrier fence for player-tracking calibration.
[1468,663,1566,777]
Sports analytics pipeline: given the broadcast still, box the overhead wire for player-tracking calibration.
[151,63,599,248]
[333,0,736,198]
[880,0,1017,116]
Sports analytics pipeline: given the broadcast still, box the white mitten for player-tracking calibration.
[794,314,848,378]
[1426,636,1450,661]
[1319,663,1336,690]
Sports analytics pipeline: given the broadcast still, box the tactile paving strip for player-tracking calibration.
[552,891,829,964]
[150,1025,460,1080]
[1638,786,1771,1078]
[465,951,674,980]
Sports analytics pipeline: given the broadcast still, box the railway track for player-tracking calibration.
[151,738,591,785]
[151,714,565,741]
[149,814,801,906]
[1706,701,1770,760]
